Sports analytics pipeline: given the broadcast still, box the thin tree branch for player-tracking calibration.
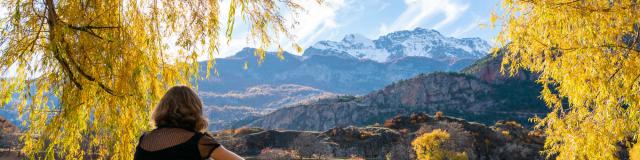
[61,41,118,96]
[46,0,83,90]
[65,24,106,40]
[607,68,621,82]
[62,21,119,41]
[52,46,83,90]
[45,0,124,96]
[27,17,46,53]
[531,36,640,53]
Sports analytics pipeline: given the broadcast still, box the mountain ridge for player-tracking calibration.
[240,53,546,131]
[197,28,493,130]
[306,28,491,63]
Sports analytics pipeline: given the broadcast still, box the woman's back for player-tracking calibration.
[134,128,220,160]
[136,86,243,160]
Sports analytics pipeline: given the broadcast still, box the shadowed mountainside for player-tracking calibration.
[241,53,546,131]
[196,28,492,131]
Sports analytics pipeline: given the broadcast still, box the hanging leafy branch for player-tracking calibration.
[0,0,314,159]
[494,0,640,159]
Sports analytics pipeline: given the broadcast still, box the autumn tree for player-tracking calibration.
[494,0,640,159]
[412,129,467,160]
[0,0,309,159]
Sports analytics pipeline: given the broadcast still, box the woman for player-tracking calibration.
[134,86,244,160]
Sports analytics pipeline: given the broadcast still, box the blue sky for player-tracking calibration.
[0,0,504,59]
[0,0,503,78]
[219,0,503,58]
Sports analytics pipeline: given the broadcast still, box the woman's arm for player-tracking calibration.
[210,146,244,160]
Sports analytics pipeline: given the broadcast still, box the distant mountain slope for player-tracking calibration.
[201,84,335,131]
[198,48,473,95]
[200,84,334,111]
[242,54,547,131]
[196,28,492,130]
[198,28,490,95]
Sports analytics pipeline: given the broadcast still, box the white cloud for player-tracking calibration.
[379,0,469,35]
[215,0,346,58]
[282,0,346,51]
[208,32,250,60]
[431,2,469,30]
[450,16,485,38]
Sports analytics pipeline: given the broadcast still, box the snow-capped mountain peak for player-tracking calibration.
[308,34,390,62]
[305,28,491,63]
[341,34,375,47]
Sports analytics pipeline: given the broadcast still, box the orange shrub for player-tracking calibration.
[434,111,443,119]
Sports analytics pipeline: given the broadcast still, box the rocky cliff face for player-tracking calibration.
[460,52,538,84]
[0,116,19,149]
[216,113,544,160]
[242,54,547,131]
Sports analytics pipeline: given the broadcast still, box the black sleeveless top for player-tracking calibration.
[134,128,221,160]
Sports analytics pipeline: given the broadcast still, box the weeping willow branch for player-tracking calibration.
[61,41,119,96]
[63,22,119,41]
[45,0,121,96]
[46,0,83,90]
[4,0,308,159]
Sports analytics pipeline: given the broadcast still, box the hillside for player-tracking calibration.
[216,113,544,159]
[196,28,491,130]
[241,54,547,131]
[197,28,490,95]
[200,84,335,130]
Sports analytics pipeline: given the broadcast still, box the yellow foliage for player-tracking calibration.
[631,142,640,160]
[412,129,468,160]
[0,0,309,159]
[495,0,640,159]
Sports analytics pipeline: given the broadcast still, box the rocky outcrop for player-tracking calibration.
[216,113,544,159]
[0,116,19,148]
[244,54,547,131]
[0,116,20,160]
[460,52,538,84]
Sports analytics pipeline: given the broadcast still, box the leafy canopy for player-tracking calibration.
[495,0,640,159]
[0,0,312,159]
[412,129,467,160]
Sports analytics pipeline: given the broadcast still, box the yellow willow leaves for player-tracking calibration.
[495,0,640,159]
[0,0,310,159]
[411,129,467,160]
